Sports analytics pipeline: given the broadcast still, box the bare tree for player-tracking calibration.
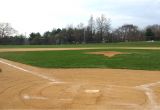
[114,24,142,42]
[88,15,95,37]
[96,14,110,43]
[77,23,84,29]
[75,23,84,43]
[146,24,160,40]
[86,15,96,43]
[0,23,17,37]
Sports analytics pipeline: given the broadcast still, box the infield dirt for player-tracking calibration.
[0,58,160,110]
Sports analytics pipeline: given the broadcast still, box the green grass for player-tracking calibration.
[0,49,160,70]
[0,41,160,48]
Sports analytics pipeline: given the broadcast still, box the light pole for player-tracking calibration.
[83,28,86,44]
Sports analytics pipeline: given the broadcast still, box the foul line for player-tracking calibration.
[1,58,160,109]
[136,82,160,109]
[0,59,61,83]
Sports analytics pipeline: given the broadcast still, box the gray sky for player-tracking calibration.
[0,0,160,35]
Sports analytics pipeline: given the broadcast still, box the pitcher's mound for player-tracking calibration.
[87,51,128,57]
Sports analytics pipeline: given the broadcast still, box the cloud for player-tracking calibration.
[87,0,160,27]
[0,0,160,34]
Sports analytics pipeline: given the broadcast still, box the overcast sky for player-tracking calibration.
[0,0,160,35]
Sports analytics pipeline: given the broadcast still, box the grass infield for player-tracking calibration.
[0,49,160,70]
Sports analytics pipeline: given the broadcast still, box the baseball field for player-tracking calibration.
[0,42,160,110]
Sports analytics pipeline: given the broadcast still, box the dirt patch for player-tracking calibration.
[0,68,1,72]
[1,58,160,109]
[87,51,129,57]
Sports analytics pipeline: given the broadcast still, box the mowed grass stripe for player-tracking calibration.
[0,49,160,70]
[1,41,160,48]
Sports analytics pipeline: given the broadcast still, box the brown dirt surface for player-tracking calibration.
[152,86,160,105]
[1,47,160,52]
[87,51,129,57]
[0,58,160,110]
[0,48,95,52]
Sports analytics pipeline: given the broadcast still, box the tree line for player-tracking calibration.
[0,14,160,45]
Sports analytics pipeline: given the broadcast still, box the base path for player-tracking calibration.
[0,48,96,52]
[1,59,160,110]
[1,47,160,52]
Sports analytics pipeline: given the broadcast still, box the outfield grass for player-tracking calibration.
[0,41,160,48]
[0,49,160,70]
